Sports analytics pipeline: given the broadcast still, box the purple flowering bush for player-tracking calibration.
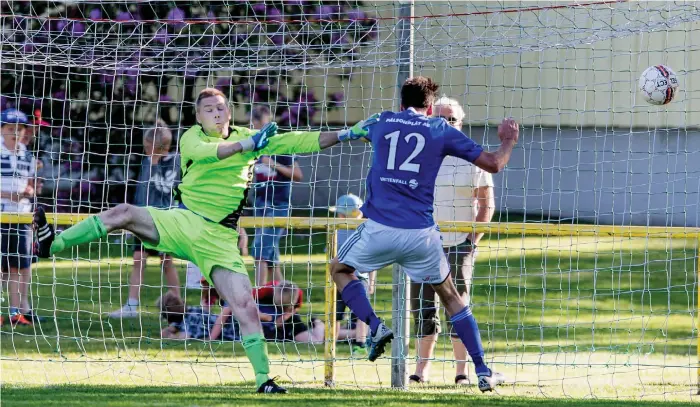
[0,1,377,208]
[2,1,377,129]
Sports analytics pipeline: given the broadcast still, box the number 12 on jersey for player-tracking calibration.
[384,131,425,173]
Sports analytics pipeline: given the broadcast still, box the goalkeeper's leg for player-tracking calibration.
[210,267,286,394]
[40,204,158,257]
[432,278,504,392]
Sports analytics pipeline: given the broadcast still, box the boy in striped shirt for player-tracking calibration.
[1,109,37,326]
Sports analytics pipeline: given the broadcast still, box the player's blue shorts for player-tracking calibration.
[252,206,289,264]
[1,223,33,269]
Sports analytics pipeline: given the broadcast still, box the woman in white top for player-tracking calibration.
[409,97,495,385]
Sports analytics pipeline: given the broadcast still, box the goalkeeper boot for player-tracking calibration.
[257,377,287,394]
[367,322,393,362]
[477,369,505,392]
[33,205,55,258]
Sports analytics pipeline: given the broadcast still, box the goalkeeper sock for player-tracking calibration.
[49,216,107,255]
[450,306,489,375]
[341,280,381,333]
[242,333,271,388]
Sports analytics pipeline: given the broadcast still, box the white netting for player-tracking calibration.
[3,2,700,68]
[0,0,697,402]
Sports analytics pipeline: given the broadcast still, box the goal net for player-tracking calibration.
[0,0,698,400]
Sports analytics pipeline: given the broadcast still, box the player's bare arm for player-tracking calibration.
[473,118,519,174]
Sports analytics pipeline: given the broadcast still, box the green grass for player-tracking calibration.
[2,385,698,407]
[1,233,698,404]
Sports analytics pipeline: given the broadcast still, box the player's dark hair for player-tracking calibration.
[401,76,440,109]
[196,88,228,109]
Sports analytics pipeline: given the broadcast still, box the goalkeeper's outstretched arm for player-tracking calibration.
[262,114,380,156]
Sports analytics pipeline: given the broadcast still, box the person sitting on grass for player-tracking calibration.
[330,194,376,355]
[210,280,324,344]
[157,291,216,340]
[199,277,240,341]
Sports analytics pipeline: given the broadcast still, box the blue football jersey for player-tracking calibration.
[361,108,484,229]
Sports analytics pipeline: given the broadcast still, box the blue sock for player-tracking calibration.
[451,306,489,375]
[341,280,381,333]
[9,307,19,316]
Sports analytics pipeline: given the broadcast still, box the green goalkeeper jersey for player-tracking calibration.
[177,124,321,223]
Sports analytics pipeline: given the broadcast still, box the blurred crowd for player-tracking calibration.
[1,1,378,215]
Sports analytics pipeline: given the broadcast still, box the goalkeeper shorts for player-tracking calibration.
[143,207,245,284]
[337,219,450,285]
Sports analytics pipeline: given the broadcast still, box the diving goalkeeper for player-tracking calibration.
[33,88,373,394]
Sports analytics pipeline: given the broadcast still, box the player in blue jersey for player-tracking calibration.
[331,76,519,392]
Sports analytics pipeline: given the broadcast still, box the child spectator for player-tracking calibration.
[0,109,37,326]
[157,291,216,340]
[54,139,103,213]
[199,278,240,341]
[108,120,181,318]
[210,280,324,343]
[330,194,376,355]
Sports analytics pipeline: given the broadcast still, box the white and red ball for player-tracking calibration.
[639,65,679,105]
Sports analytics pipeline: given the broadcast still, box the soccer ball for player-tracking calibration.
[638,65,679,105]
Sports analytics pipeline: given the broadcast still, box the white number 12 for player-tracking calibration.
[384,131,425,173]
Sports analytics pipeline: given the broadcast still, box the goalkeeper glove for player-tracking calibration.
[239,122,278,152]
[338,113,380,142]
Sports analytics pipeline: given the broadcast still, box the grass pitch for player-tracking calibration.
[1,232,698,405]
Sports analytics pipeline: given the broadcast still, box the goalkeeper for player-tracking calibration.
[33,87,374,394]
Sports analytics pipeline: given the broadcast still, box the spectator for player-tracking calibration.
[409,96,495,385]
[54,139,103,213]
[32,119,63,202]
[250,105,303,287]
[210,280,324,343]
[198,278,240,341]
[157,291,216,340]
[27,111,50,203]
[20,109,47,150]
[0,109,37,326]
[331,194,375,355]
[108,121,181,318]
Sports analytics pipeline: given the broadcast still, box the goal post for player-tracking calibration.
[390,0,414,391]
